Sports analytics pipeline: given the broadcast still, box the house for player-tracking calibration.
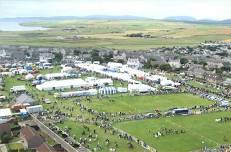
[223,79,231,86]
[39,51,53,63]
[187,65,205,79]
[0,123,11,135]
[127,58,141,69]
[16,94,34,105]
[207,61,223,69]
[0,49,7,58]
[203,72,223,84]
[20,126,44,149]
[36,143,56,152]
[168,59,181,69]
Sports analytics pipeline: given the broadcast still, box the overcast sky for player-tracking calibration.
[1,0,231,20]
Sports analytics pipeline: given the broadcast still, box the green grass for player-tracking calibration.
[39,66,61,75]
[57,120,146,152]
[187,80,221,93]
[3,75,146,152]
[114,111,231,152]
[82,93,213,114]
[1,19,231,50]
[7,142,24,150]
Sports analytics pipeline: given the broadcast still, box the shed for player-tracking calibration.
[0,108,12,119]
[26,105,43,114]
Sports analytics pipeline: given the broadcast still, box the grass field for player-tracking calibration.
[7,142,24,151]
[83,93,213,113]
[114,111,231,152]
[2,68,231,152]
[187,80,221,93]
[2,76,144,152]
[1,19,231,50]
[57,120,146,152]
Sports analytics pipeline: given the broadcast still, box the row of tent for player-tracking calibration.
[53,84,157,98]
[54,87,129,98]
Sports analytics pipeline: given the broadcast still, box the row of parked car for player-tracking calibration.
[200,93,229,107]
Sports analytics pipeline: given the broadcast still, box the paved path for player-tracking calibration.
[31,114,89,152]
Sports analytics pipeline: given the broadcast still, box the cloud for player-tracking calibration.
[0,0,231,20]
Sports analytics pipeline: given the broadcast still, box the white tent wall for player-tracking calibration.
[117,87,128,93]
[56,89,97,98]
[36,79,91,91]
[45,72,70,80]
[128,84,155,93]
[85,77,113,86]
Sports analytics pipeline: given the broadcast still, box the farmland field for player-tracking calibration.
[82,93,213,113]
[0,19,231,50]
[114,111,231,152]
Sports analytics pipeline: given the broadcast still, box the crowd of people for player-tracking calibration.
[216,117,231,123]
[153,127,186,138]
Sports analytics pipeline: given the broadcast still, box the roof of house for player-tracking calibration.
[0,123,11,134]
[16,94,34,104]
[20,126,44,144]
[37,143,56,152]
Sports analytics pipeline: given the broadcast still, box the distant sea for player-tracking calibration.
[0,21,48,31]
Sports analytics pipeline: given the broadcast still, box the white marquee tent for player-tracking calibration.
[36,79,90,91]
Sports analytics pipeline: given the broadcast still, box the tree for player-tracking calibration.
[117,59,125,64]
[90,49,103,62]
[180,58,188,65]
[198,61,207,67]
[103,53,113,63]
[73,50,81,56]
[53,52,63,64]
[128,142,134,149]
[159,64,172,72]
[144,58,157,69]
[0,132,12,143]
[192,60,198,64]
[221,62,231,72]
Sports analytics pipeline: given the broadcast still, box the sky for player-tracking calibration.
[0,0,231,20]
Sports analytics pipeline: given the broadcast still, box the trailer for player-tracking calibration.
[26,105,43,114]
[10,85,26,93]
[172,108,190,115]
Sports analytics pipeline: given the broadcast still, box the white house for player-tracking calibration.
[126,58,141,69]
